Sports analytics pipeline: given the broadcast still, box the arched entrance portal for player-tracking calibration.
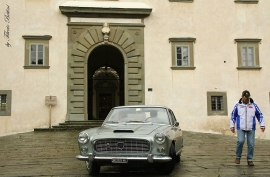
[66,24,146,121]
[88,45,124,120]
[61,0,152,121]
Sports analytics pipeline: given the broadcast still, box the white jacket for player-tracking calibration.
[230,98,265,131]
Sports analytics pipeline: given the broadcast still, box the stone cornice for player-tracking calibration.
[234,38,261,42]
[169,38,196,43]
[22,35,52,40]
[234,0,258,4]
[59,1,152,18]
[67,22,145,27]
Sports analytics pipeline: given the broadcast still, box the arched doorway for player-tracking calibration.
[88,45,124,120]
[66,24,146,121]
[60,1,152,121]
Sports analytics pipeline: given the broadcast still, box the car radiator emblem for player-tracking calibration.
[106,143,110,149]
[117,142,125,150]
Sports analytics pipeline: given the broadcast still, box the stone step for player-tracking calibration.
[59,121,103,126]
[34,128,70,131]
[53,125,99,129]
[34,120,103,131]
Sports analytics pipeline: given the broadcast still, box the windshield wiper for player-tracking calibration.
[125,121,145,123]
[106,121,119,124]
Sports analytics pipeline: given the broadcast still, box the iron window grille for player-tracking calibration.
[0,95,7,112]
[211,96,223,111]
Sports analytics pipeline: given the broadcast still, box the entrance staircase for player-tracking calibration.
[34,120,104,131]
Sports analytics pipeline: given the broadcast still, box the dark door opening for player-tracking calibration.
[87,45,124,120]
[98,93,112,119]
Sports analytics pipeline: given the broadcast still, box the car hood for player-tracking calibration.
[96,123,167,135]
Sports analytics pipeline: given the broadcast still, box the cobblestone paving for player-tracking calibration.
[0,130,269,177]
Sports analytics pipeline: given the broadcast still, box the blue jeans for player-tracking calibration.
[236,130,255,161]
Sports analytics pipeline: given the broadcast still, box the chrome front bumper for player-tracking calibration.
[76,153,172,163]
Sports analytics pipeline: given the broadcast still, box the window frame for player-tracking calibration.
[235,38,261,70]
[241,46,255,67]
[169,38,196,70]
[23,35,52,69]
[0,90,12,116]
[175,45,190,67]
[207,92,228,116]
[29,43,45,66]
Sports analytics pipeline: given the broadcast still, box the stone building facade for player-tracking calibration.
[0,0,269,139]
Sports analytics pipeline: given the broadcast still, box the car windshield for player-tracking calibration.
[105,107,170,125]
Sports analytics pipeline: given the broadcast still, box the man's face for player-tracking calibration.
[242,96,249,104]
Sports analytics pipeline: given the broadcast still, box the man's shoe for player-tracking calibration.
[247,161,254,166]
[235,158,240,164]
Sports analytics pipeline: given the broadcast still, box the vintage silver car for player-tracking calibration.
[76,105,183,175]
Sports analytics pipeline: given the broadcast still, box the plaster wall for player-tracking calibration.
[140,0,270,139]
[0,0,68,135]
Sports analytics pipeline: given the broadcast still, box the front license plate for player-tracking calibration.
[112,158,128,163]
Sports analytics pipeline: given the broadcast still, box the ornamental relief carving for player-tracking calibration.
[101,23,110,44]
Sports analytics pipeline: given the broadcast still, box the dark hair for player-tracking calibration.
[242,90,250,98]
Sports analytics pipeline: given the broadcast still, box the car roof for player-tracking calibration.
[113,105,170,109]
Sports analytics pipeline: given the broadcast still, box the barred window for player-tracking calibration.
[211,96,223,111]
[0,95,7,112]
[0,90,11,116]
[207,92,227,116]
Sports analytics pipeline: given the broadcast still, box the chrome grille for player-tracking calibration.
[94,139,150,153]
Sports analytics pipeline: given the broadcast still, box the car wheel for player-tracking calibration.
[156,144,176,175]
[176,154,181,163]
[85,161,100,176]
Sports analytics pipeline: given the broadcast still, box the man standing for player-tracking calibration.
[230,90,265,166]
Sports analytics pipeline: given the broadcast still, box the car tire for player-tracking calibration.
[85,161,100,176]
[176,154,181,163]
[156,144,176,175]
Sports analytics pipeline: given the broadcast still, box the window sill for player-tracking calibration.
[169,0,193,2]
[237,67,261,70]
[24,66,50,69]
[234,0,258,4]
[0,111,11,116]
[171,66,196,70]
[208,113,228,116]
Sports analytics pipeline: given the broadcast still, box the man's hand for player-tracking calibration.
[261,127,265,132]
[231,128,235,133]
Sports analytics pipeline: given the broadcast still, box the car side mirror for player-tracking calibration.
[174,121,179,127]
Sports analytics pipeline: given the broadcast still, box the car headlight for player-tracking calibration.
[78,132,89,144]
[155,133,166,144]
